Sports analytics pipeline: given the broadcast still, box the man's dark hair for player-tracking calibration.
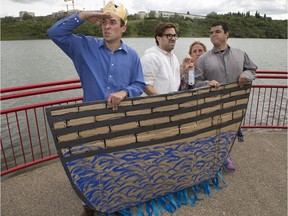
[154,23,178,46]
[211,22,229,33]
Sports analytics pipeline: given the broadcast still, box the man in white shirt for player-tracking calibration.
[141,23,181,95]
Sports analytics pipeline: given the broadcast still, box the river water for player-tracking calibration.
[1,38,287,88]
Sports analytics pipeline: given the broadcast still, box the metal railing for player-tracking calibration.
[1,70,287,176]
[242,71,287,129]
[1,81,83,176]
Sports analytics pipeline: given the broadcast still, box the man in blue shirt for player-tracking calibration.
[48,1,146,111]
[48,1,145,215]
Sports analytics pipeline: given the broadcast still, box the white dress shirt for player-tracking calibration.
[141,46,180,95]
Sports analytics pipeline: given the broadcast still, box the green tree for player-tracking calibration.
[22,12,33,20]
[1,12,287,40]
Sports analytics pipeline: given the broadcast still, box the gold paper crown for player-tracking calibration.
[103,1,127,23]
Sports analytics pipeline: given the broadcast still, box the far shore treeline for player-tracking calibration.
[1,11,287,40]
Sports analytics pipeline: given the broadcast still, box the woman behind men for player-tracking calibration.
[179,41,207,90]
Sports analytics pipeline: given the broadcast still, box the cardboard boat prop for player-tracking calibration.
[46,82,251,215]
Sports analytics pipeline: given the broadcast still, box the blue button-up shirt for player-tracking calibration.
[48,13,146,102]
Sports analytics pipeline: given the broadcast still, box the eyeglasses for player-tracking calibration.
[162,34,179,40]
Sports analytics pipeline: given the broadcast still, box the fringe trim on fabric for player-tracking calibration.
[100,171,227,216]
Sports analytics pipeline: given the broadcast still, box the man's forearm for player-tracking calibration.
[241,70,256,81]
[144,85,158,95]
[78,11,95,21]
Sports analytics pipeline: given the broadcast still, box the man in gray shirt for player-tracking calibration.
[194,22,257,170]
[194,22,257,88]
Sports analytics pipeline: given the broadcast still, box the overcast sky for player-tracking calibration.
[1,0,287,20]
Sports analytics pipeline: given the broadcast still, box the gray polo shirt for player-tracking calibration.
[194,45,258,88]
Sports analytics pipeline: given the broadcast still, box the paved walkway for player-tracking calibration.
[1,130,287,216]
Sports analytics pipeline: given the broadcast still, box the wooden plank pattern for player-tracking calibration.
[46,82,252,158]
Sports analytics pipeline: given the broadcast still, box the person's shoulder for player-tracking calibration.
[229,46,245,54]
[143,46,160,56]
[203,50,212,56]
[141,47,161,64]
[75,34,98,42]
[125,44,138,54]
[120,42,138,55]
[198,50,211,60]
[86,36,99,41]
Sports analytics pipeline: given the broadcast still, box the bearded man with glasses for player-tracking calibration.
[141,23,182,95]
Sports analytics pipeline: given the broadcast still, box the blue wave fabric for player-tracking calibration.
[65,131,234,214]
